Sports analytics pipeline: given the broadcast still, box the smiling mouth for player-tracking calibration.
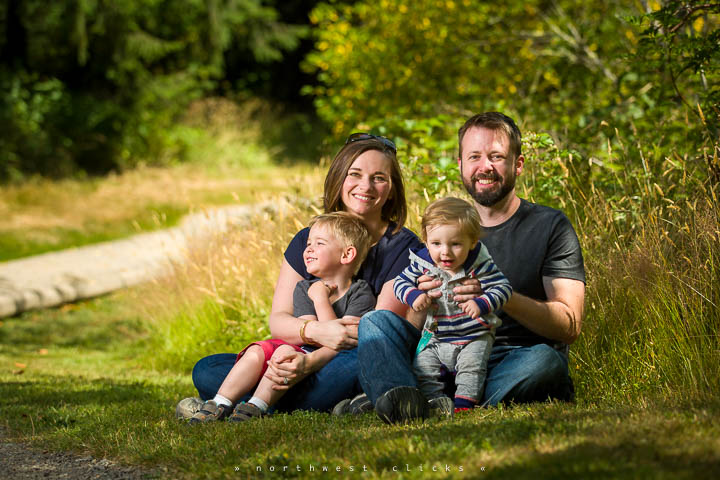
[305,257,317,263]
[472,174,498,186]
[352,193,373,201]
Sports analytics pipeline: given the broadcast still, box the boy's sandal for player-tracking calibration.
[188,400,231,424]
[228,402,265,422]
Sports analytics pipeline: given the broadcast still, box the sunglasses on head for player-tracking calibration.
[345,132,397,153]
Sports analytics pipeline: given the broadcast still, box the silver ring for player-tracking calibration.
[283,377,289,385]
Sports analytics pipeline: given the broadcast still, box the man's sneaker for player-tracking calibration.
[428,396,454,419]
[375,386,429,425]
[349,393,373,414]
[228,402,265,423]
[332,393,374,416]
[188,400,232,424]
[175,397,204,420]
[331,398,352,416]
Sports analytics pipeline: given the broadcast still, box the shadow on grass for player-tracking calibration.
[0,296,146,353]
[484,440,720,480]
[0,375,190,450]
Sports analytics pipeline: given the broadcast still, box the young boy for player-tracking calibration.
[393,197,512,414]
[189,212,375,423]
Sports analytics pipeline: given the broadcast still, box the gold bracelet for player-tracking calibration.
[300,319,316,345]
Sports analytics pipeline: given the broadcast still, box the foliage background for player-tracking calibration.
[0,0,317,181]
[2,0,719,406]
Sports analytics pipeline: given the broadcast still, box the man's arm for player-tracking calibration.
[501,277,585,344]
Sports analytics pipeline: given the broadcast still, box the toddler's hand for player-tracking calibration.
[308,281,336,301]
[459,300,481,319]
[412,293,433,312]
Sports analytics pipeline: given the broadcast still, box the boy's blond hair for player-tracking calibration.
[421,197,483,243]
[308,212,372,273]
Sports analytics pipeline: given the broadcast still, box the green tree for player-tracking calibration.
[0,0,307,181]
[303,1,636,142]
[633,1,720,149]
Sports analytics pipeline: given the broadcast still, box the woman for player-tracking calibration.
[177,134,421,416]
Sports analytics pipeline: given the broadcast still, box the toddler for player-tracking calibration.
[189,212,375,423]
[394,197,512,414]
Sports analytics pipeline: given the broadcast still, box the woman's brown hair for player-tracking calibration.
[323,138,407,232]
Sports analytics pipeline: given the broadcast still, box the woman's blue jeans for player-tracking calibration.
[358,310,574,406]
[191,347,362,412]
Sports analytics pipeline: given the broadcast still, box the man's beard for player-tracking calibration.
[462,171,516,207]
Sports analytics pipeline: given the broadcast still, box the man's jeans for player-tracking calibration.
[191,347,362,412]
[358,310,574,406]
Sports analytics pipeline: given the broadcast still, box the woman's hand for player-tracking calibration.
[265,352,307,391]
[305,317,359,350]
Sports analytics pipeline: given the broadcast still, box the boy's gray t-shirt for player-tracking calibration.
[293,279,376,319]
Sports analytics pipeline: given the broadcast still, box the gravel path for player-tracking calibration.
[0,429,155,479]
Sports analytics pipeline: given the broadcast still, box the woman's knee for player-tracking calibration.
[191,353,236,400]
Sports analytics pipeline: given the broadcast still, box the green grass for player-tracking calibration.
[1,294,719,479]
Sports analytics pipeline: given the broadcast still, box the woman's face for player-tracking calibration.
[341,149,393,219]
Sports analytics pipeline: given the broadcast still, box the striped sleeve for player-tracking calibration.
[393,255,425,307]
[471,244,513,315]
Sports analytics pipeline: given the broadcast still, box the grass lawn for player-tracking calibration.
[1,293,718,479]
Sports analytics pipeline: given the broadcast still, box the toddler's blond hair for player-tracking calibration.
[308,212,372,273]
[421,197,483,243]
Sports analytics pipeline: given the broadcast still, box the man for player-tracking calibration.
[356,112,586,424]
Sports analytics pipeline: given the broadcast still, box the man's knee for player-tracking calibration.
[359,309,396,337]
[524,344,568,382]
[484,344,571,405]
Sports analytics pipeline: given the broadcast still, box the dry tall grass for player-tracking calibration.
[137,171,324,370]
[137,130,719,404]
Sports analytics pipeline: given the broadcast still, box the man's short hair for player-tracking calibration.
[458,112,522,160]
[421,197,483,243]
[308,212,372,272]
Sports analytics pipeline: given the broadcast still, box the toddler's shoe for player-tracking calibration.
[188,400,232,424]
[228,402,265,423]
[175,397,204,420]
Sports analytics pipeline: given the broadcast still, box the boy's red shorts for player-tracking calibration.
[236,339,305,377]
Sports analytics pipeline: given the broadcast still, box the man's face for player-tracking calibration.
[458,127,523,207]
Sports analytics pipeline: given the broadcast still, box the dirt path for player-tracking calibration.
[0,202,277,319]
[0,429,155,479]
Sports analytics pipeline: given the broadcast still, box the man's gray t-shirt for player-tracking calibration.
[293,279,376,319]
[482,199,585,346]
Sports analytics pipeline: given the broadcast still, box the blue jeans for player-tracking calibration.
[358,310,574,406]
[191,347,362,412]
